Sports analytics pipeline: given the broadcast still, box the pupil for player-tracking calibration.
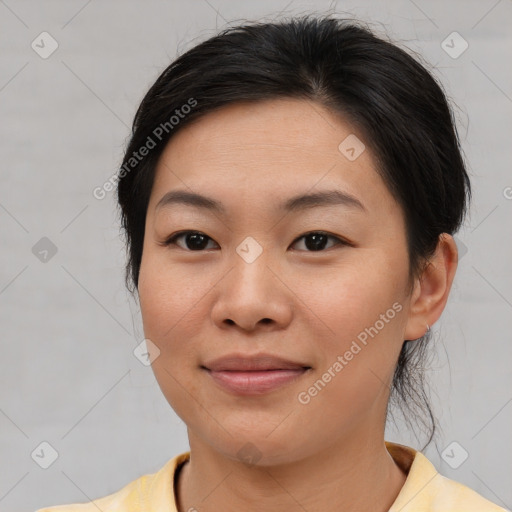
[187,233,208,250]
[306,233,327,251]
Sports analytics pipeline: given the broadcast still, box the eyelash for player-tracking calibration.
[161,230,352,252]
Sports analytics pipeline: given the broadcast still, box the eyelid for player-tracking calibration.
[290,230,353,250]
[161,230,353,251]
[160,230,219,249]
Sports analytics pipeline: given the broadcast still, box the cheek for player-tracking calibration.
[308,251,407,344]
[138,251,212,342]
[299,251,407,409]
[137,258,207,415]
[138,255,209,421]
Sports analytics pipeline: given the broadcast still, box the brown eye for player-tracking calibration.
[290,231,348,252]
[162,230,349,252]
[163,231,219,251]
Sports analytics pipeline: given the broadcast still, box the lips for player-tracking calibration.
[202,354,311,395]
[203,354,310,372]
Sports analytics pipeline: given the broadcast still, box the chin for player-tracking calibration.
[198,422,317,468]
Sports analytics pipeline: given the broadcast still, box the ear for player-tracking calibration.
[404,233,459,341]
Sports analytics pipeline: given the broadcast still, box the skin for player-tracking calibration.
[137,98,458,512]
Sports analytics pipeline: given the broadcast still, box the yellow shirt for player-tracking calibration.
[36,441,507,511]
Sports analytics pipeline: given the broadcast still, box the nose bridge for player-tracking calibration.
[230,235,274,297]
[211,235,292,330]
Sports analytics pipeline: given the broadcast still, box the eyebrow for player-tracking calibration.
[155,189,367,215]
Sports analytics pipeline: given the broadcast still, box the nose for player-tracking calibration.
[210,248,294,332]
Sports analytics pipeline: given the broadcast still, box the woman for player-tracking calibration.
[37,14,506,512]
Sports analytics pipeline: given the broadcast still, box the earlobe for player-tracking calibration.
[403,233,458,341]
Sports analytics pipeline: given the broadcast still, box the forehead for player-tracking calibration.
[148,98,398,220]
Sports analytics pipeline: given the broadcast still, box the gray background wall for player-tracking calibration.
[1,1,511,511]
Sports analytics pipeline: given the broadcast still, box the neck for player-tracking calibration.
[176,428,407,512]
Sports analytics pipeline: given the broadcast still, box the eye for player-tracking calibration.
[161,230,350,252]
[162,231,219,251]
[289,231,349,252]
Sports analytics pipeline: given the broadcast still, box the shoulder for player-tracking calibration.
[386,442,507,512]
[35,452,190,512]
[428,471,508,511]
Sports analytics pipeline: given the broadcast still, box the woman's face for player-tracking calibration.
[138,98,421,465]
